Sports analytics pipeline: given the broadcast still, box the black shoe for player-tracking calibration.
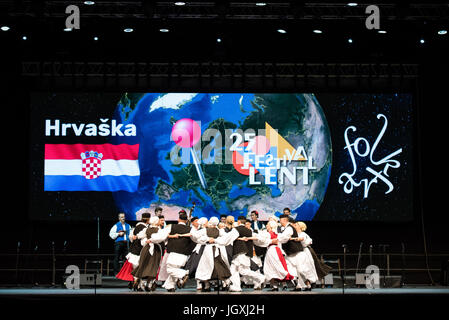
[305,287,312,291]
[167,288,176,292]
[202,287,211,292]
[291,287,302,292]
[150,281,157,291]
[270,287,279,291]
[180,274,189,288]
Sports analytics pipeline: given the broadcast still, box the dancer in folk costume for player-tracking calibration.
[240,247,265,288]
[162,211,196,292]
[194,217,232,291]
[222,216,235,263]
[243,221,294,291]
[290,221,317,290]
[155,216,169,285]
[258,220,294,291]
[294,222,332,289]
[185,217,209,290]
[130,216,166,291]
[267,215,290,291]
[250,211,267,268]
[224,216,265,292]
[277,214,309,291]
[115,213,151,289]
[238,221,264,288]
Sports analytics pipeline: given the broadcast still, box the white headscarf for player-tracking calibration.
[208,217,219,227]
[149,216,159,226]
[198,217,208,227]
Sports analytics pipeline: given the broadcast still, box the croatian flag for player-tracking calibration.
[44,144,140,192]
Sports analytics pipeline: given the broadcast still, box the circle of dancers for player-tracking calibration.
[116,208,331,292]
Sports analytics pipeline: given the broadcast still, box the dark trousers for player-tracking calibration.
[113,241,128,274]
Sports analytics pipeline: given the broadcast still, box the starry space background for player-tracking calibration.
[316,93,414,221]
[30,92,122,221]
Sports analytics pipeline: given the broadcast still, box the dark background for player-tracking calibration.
[317,93,414,221]
[30,92,121,220]
[0,2,447,269]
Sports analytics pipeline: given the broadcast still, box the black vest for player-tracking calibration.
[282,224,303,256]
[206,228,220,239]
[146,227,160,240]
[232,225,253,258]
[166,223,195,255]
[129,223,147,255]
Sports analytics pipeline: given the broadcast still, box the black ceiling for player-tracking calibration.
[0,1,447,91]
[0,1,447,62]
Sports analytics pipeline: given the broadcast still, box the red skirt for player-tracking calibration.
[116,260,134,281]
[275,246,294,281]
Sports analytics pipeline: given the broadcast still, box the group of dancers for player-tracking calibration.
[116,208,331,292]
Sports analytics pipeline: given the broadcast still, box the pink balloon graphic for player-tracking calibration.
[250,135,271,155]
[171,118,201,148]
[171,118,207,190]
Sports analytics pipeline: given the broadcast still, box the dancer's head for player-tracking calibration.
[266,220,278,233]
[155,206,163,216]
[220,214,227,224]
[198,217,208,228]
[149,216,159,227]
[178,210,188,222]
[209,217,219,227]
[191,216,199,228]
[250,210,259,221]
[296,221,307,232]
[141,212,151,224]
[225,215,235,229]
[279,214,289,227]
[158,215,165,227]
[237,216,247,225]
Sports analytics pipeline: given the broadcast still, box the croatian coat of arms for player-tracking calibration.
[81,151,103,180]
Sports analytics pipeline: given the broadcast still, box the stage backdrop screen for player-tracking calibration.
[30,93,413,221]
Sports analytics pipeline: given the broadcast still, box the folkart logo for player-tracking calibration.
[338,114,402,198]
[81,151,103,180]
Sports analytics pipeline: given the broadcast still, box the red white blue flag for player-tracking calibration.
[44,144,140,192]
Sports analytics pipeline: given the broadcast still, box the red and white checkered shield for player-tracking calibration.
[81,151,103,180]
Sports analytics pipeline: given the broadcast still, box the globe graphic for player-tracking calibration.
[110,93,332,221]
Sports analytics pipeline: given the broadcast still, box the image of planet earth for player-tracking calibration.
[109,93,332,221]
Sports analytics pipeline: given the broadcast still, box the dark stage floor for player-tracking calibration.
[1,286,448,295]
[1,286,448,319]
